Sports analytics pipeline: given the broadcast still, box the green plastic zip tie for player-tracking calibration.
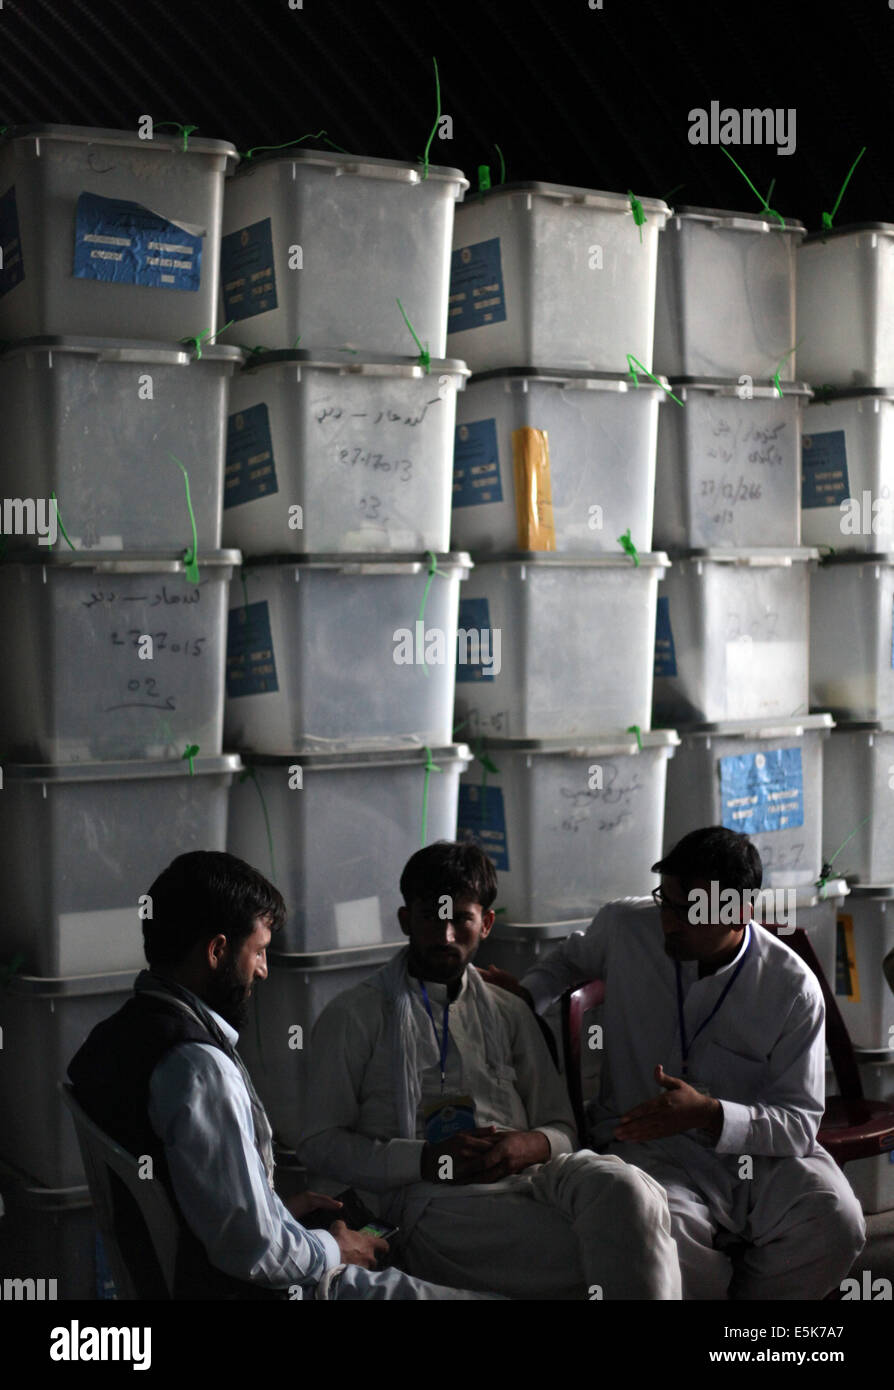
[813,384,835,404]
[180,320,233,360]
[416,551,448,679]
[626,724,643,751]
[478,165,492,193]
[816,816,871,892]
[472,737,499,820]
[0,951,25,988]
[773,341,802,399]
[239,766,277,882]
[420,56,441,181]
[293,335,302,349]
[169,453,200,584]
[719,148,785,228]
[627,190,646,244]
[661,183,685,203]
[155,122,198,152]
[617,528,640,566]
[396,298,431,373]
[421,746,441,846]
[49,492,76,551]
[822,147,866,232]
[181,743,200,775]
[241,129,330,161]
[494,144,506,184]
[626,354,684,407]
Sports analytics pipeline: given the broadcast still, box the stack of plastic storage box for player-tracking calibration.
[0,124,243,1291]
[447,177,678,985]
[217,148,475,1147]
[798,226,894,1214]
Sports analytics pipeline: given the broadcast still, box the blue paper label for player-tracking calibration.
[455,596,497,684]
[654,596,677,678]
[226,600,279,698]
[457,783,509,870]
[453,418,503,508]
[448,237,507,333]
[801,430,849,509]
[220,218,278,323]
[225,403,279,510]
[73,192,202,291]
[0,185,24,299]
[719,747,804,835]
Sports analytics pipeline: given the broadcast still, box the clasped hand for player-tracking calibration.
[420,1125,551,1184]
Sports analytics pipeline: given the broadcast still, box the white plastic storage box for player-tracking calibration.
[454,552,668,740]
[451,369,665,554]
[653,549,816,726]
[447,183,669,373]
[0,970,136,1187]
[457,731,678,921]
[0,551,239,762]
[834,1055,894,1215]
[810,554,894,718]
[0,756,240,976]
[653,206,804,380]
[663,715,833,888]
[237,944,403,1148]
[222,350,469,555]
[0,1177,110,1300]
[0,339,242,552]
[822,721,894,884]
[796,224,894,389]
[654,379,809,549]
[219,150,468,355]
[225,552,471,752]
[753,880,848,986]
[802,390,894,552]
[228,744,472,952]
[0,125,237,341]
[474,919,579,979]
[834,888,894,1051]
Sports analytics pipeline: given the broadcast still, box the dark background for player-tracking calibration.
[0,0,887,229]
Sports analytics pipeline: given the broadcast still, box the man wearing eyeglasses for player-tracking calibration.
[480,826,865,1300]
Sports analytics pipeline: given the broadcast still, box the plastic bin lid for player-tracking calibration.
[239,743,471,770]
[465,731,680,756]
[0,337,245,367]
[468,366,670,392]
[1,755,243,783]
[801,222,894,244]
[234,146,468,190]
[668,377,813,398]
[3,969,139,998]
[669,205,805,233]
[460,181,669,215]
[807,385,894,403]
[815,551,894,566]
[1,549,241,571]
[844,884,894,901]
[752,878,848,913]
[673,547,819,564]
[827,718,894,735]
[669,713,833,739]
[470,551,669,569]
[239,348,469,377]
[242,551,472,572]
[267,942,406,971]
[0,123,238,162]
[487,919,592,940]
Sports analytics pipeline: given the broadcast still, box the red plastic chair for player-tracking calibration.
[560,978,606,1145]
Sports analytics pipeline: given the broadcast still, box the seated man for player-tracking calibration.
[68,851,492,1301]
[483,826,866,1300]
[298,840,682,1300]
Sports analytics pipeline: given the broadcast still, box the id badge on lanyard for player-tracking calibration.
[419,982,477,1143]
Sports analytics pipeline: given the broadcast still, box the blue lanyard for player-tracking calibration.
[675,929,751,1077]
[419,982,450,1091]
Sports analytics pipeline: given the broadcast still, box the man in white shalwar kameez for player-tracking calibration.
[490,826,866,1300]
[299,841,683,1300]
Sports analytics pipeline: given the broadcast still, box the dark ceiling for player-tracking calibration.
[0,0,888,229]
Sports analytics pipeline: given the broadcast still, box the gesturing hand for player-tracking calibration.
[613,1064,723,1143]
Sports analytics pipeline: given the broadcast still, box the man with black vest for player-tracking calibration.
[68,851,492,1301]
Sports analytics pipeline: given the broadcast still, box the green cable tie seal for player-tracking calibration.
[719,148,785,228]
[49,492,76,551]
[293,335,302,349]
[815,815,871,892]
[821,146,867,232]
[180,320,233,361]
[617,528,640,566]
[626,724,643,751]
[241,129,330,161]
[396,297,430,372]
[626,354,684,407]
[420,746,442,846]
[627,190,646,244]
[661,183,685,203]
[494,143,506,185]
[420,56,441,181]
[169,453,200,584]
[478,164,492,193]
[0,950,25,989]
[155,121,199,153]
[416,551,448,679]
[239,766,277,881]
[813,384,835,404]
[181,742,200,775]
[773,341,802,399]
[818,544,836,558]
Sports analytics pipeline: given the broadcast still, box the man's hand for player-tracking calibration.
[330,1219,389,1269]
[475,964,535,1010]
[475,1129,551,1182]
[613,1064,723,1143]
[285,1190,343,1222]
[420,1126,500,1184]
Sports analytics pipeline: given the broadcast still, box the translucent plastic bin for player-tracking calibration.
[237,944,404,1148]
[753,880,848,984]
[474,920,579,979]
[801,390,894,551]
[0,1178,108,1300]
[834,889,894,1051]
[0,551,238,762]
[0,125,236,341]
[451,369,665,554]
[0,971,136,1187]
[662,715,833,887]
[654,379,809,549]
[219,151,468,355]
[0,339,242,551]
[0,756,240,976]
[832,1056,894,1215]
[653,205,804,380]
[796,224,894,388]
[228,744,471,952]
[458,732,678,922]
[454,552,668,740]
[224,553,470,752]
[447,182,669,373]
[822,722,894,884]
[810,555,894,718]
[222,351,468,555]
[653,549,816,726]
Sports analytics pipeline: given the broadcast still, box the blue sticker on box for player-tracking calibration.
[73,192,203,291]
[0,186,24,299]
[801,431,849,509]
[226,600,279,698]
[457,783,509,870]
[654,596,677,678]
[225,403,279,510]
[453,418,503,508]
[455,596,497,684]
[719,747,804,835]
[448,237,507,333]
[220,219,278,323]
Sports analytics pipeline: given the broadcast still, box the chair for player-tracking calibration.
[61,1083,181,1299]
[560,978,606,1145]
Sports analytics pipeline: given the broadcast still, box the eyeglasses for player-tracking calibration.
[651,886,692,923]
